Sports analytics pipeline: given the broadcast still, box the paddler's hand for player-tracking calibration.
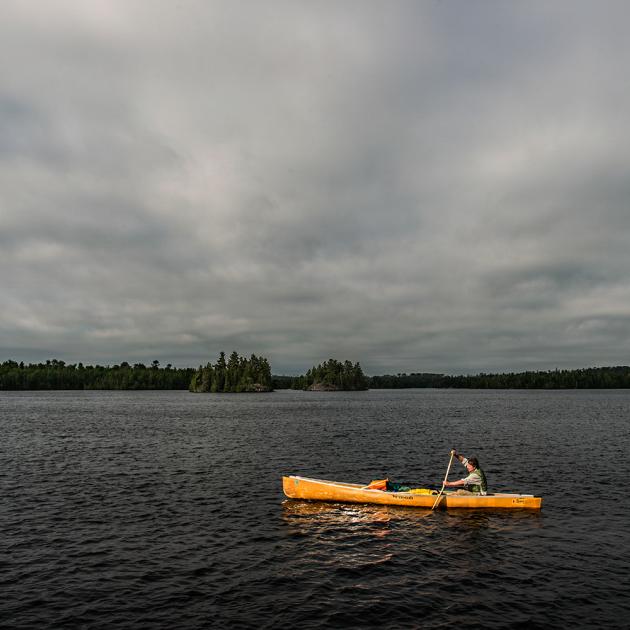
[450,449,457,457]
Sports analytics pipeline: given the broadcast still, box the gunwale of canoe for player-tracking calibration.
[283,475,542,510]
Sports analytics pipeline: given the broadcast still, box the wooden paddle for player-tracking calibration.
[431,450,455,510]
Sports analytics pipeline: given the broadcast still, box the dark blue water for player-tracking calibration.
[2,389,629,628]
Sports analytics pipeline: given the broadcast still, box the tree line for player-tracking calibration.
[3,359,630,391]
[275,366,630,389]
[436,366,630,389]
[368,373,445,388]
[0,359,194,390]
[189,351,272,392]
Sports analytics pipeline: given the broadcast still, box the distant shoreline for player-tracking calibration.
[2,360,630,390]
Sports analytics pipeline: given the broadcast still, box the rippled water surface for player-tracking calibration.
[3,389,630,628]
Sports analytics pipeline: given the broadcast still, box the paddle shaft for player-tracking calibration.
[431,451,455,510]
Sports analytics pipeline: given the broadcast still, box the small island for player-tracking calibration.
[291,359,368,391]
[189,351,273,393]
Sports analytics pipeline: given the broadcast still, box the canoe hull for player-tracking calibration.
[283,475,542,510]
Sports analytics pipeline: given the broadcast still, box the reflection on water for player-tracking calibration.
[279,498,548,623]
[282,499,543,532]
[281,500,398,574]
[281,499,545,574]
[283,499,425,522]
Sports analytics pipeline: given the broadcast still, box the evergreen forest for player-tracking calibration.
[437,366,630,389]
[365,366,630,389]
[189,351,272,392]
[368,373,446,388]
[0,359,194,390]
[291,359,368,391]
[2,358,630,391]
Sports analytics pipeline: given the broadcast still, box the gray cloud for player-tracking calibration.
[2,1,630,374]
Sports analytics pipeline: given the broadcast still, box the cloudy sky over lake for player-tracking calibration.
[2,1,630,375]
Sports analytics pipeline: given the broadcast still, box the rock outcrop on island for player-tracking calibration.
[307,382,342,392]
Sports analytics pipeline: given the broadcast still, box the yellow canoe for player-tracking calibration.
[283,475,543,510]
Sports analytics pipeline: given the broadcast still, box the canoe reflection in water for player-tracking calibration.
[281,500,398,570]
[284,499,426,523]
[280,499,543,579]
[283,499,398,531]
[282,499,543,533]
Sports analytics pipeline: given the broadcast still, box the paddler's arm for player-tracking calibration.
[444,478,465,487]
[444,450,465,487]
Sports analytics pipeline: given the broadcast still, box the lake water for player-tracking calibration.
[2,389,630,628]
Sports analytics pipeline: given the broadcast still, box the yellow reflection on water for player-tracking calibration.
[282,499,542,532]
[282,499,439,529]
[281,500,543,579]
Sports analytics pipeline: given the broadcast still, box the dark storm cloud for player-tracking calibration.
[2,1,630,373]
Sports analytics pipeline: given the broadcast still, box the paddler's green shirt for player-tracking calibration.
[460,457,488,494]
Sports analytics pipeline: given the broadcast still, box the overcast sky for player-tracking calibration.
[2,1,630,375]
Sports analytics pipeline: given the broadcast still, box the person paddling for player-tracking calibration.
[443,449,488,495]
